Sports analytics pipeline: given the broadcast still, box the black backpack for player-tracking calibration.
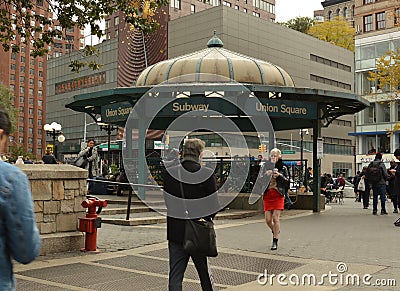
[365,162,383,185]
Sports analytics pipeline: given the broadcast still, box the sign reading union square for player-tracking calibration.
[102,98,317,123]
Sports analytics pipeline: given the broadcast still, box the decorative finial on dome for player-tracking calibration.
[207,30,223,48]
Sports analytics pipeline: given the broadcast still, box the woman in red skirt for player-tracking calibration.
[263,148,289,250]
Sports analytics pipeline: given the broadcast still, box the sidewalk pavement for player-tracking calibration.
[14,198,400,290]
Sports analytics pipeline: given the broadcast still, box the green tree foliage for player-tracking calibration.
[307,17,355,51]
[280,17,314,34]
[0,84,17,132]
[0,0,168,72]
[368,49,400,135]
[9,146,32,163]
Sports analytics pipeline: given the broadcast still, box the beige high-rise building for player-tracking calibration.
[354,0,400,169]
[322,0,355,26]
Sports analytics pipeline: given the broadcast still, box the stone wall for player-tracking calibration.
[17,164,87,255]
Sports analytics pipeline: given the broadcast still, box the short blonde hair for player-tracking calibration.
[270,148,281,157]
[183,138,205,159]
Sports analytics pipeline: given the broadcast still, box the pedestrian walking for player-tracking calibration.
[366,153,389,215]
[0,108,41,290]
[387,160,398,213]
[163,138,219,291]
[42,149,57,164]
[390,150,400,214]
[354,167,370,209]
[77,139,99,194]
[263,148,289,250]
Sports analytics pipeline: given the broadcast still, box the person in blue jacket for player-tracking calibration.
[0,107,41,290]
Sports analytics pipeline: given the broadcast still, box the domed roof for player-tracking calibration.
[136,32,295,87]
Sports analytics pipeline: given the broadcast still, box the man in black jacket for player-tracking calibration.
[163,138,219,291]
[368,153,389,215]
[390,149,400,214]
[42,149,57,164]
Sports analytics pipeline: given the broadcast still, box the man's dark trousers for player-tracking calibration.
[168,241,214,291]
[372,184,387,213]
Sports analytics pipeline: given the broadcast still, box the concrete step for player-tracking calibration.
[101,209,261,226]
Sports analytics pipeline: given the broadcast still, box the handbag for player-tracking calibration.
[183,219,218,257]
[178,168,218,257]
[74,155,88,169]
[357,177,365,191]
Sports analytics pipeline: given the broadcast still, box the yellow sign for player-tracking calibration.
[46,144,54,153]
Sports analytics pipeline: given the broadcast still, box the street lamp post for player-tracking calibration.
[97,121,118,173]
[44,122,65,161]
[299,128,309,188]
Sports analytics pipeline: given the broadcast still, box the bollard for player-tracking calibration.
[78,197,107,252]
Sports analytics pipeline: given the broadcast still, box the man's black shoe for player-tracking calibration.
[393,209,398,214]
[381,211,388,215]
[372,211,377,215]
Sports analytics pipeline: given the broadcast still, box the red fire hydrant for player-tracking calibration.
[79,196,107,252]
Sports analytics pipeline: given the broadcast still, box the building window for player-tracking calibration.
[105,19,110,29]
[11,53,16,60]
[20,66,25,72]
[191,4,195,14]
[30,59,34,65]
[10,85,15,92]
[19,106,24,112]
[10,74,15,81]
[29,88,34,95]
[115,29,119,38]
[39,71,43,77]
[243,8,247,13]
[235,5,239,10]
[38,100,42,106]
[19,86,24,94]
[29,68,34,75]
[38,139,42,145]
[29,78,34,85]
[38,80,43,88]
[364,0,373,4]
[332,162,353,178]
[39,61,43,67]
[29,98,34,105]
[29,118,33,124]
[171,0,181,9]
[328,11,332,20]
[376,12,385,30]
[28,128,33,134]
[252,11,260,17]
[10,64,15,70]
[19,76,25,83]
[223,1,231,7]
[114,16,119,26]
[19,96,24,103]
[66,44,74,50]
[364,15,373,32]
[343,7,348,19]
[336,8,340,17]
[29,108,33,115]
[38,90,43,96]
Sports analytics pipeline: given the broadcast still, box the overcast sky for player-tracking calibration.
[275,0,324,22]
